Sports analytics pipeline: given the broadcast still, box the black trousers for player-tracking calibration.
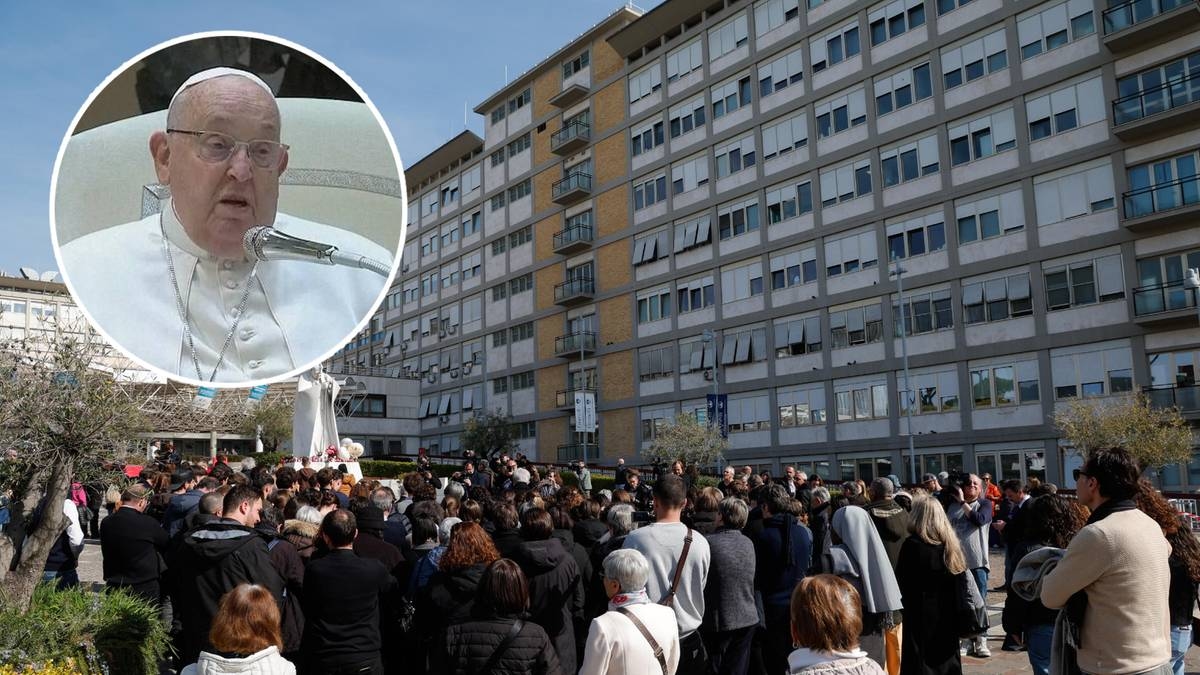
[680,630,710,673]
[764,603,793,675]
[703,625,755,675]
[304,655,383,675]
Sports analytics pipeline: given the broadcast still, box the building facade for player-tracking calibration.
[356,0,1200,487]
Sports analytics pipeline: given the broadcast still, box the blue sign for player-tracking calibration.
[247,385,268,402]
[197,387,218,398]
[706,394,729,438]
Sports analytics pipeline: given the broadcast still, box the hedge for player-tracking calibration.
[359,460,462,480]
[559,471,616,493]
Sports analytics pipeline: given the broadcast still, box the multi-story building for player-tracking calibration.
[373,0,1200,487]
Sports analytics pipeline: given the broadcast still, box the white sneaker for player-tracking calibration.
[973,638,992,658]
[960,640,969,656]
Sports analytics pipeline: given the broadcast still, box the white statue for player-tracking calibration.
[294,366,340,458]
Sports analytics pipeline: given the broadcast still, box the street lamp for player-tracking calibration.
[891,259,917,487]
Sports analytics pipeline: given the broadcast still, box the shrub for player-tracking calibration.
[359,460,461,480]
[559,471,615,493]
[0,584,169,674]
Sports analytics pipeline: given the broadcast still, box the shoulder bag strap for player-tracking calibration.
[470,619,524,675]
[617,606,668,675]
[660,528,694,607]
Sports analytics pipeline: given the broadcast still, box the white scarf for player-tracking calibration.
[608,587,650,611]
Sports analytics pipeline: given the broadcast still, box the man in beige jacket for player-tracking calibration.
[1041,447,1171,675]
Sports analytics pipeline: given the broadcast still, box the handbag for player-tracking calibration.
[955,571,989,638]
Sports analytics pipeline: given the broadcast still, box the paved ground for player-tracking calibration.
[75,538,1200,674]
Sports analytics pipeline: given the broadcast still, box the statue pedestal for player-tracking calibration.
[293,458,363,482]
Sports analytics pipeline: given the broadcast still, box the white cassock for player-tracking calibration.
[59,200,391,382]
[294,369,340,457]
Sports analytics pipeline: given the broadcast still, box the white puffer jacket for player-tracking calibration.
[180,646,295,675]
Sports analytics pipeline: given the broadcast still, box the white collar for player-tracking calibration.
[788,648,869,671]
[163,200,255,264]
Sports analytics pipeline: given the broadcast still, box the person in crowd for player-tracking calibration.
[512,507,583,667]
[690,487,723,535]
[896,495,966,675]
[702,497,758,675]
[624,469,653,511]
[181,584,295,675]
[572,498,608,551]
[437,559,563,675]
[864,478,909,569]
[828,505,905,673]
[301,509,398,675]
[920,474,940,496]
[352,505,405,581]
[576,461,592,496]
[787,574,888,675]
[993,479,1029,598]
[100,483,169,604]
[842,482,868,507]
[252,505,305,663]
[809,486,833,575]
[586,503,635,620]
[1134,479,1200,675]
[315,468,349,508]
[406,515,441,596]
[415,521,501,667]
[412,516,461,592]
[944,473,992,658]
[1003,493,1086,675]
[579,548,681,675]
[281,505,322,562]
[1042,448,1172,675]
[753,483,814,674]
[489,501,523,559]
[614,458,628,491]
[162,468,201,537]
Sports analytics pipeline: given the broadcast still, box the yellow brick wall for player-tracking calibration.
[538,363,567,412]
[533,69,559,122]
[596,185,629,238]
[594,133,626,185]
[600,350,634,401]
[538,417,569,457]
[533,166,558,216]
[535,316,559,362]
[598,296,631,345]
[534,117,557,166]
[533,214,559,262]
[601,408,636,462]
[593,81,626,135]
[535,265,560,312]
[591,39,624,83]
[596,240,631,292]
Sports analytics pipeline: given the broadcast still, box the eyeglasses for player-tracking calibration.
[1072,468,1089,481]
[167,129,288,168]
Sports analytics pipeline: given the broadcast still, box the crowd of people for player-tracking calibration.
[27,446,1196,675]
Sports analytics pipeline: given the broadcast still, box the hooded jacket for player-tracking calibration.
[513,537,582,667]
[281,519,319,560]
[418,563,488,644]
[863,499,909,569]
[180,646,295,675]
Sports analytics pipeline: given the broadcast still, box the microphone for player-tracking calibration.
[242,226,391,277]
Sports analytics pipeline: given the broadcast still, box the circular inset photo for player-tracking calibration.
[50,31,406,387]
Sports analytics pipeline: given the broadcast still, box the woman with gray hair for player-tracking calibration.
[702,497,758,675]
[579,548,681,675]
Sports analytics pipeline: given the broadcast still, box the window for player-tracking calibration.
[955,188,1024,243]
[834,382,890,420]
[402,282,419,304]
[720,326,768,366]
[490,283,507,301]
[881,135,940,187]
[718,197,761,239]
[462,166,481,196]
[421,272,437,297]
[509,321,534,342]
[631,119,665,157]
[898,369,959,414]
[509,273,533,295]
[709,13,750,60]
[562,50,589,79]
[633,229,670,266]
[641,407,675,440]
[512,421,536,439]
[634,174,668,211]
[508,225,532,248]
[715,135,757,178]
[667,38,704,82]
[506,133,531,158]
[938,0,975,15]
[439,180,459,208]
[771,246,818,289]
[440,263,459,289]
[629,64,663,103]
[1125,151,1200,219]
[774,315,822,356]
[971,362,1039,407]
[492,377,509,394]
[941,30,1008,90]
[637,288,672,323]
[461,211,481,237]
[711,74,753,119]
[869,0,926,47]
[812,22,862,72]
[677,275,716,313]
[949,108,1016,166]
[829,303,884,348]
[462,296,482,327]
[1044,254,1124,310]
[727,393,771,432]
[491,236,507,255]
[510,371,535,390]
[490,105,506,125]
[962,273,1033,323]
[816,88,867,138]
[721,260,765,302]
[1052,345,1133,399]
[461,252,481,281]
[673,214,713,253]
[669,97,707,138]
[825,229,879,277]
[1025,76,1105,141]
[422,191,439,217]
[758,48,804,98]
[1033,160,1116,226]
[761,111,808,160]
[421,232,438,257]
[874,62,933,116]
[639,345,675,381]
[671,153,709,194]
[490,192,505,212]
[490,149,505,168]
[767,180,813,223]
[755,0,801,36]
[507,88,531,114]
[895,288,954,335]
[440,223,459,249]
[819,157,872,206]
[507,179,531,202]
[1018,0,1095,60]
[679,337,716,374]
[491,329,508,347]
[886,211,946,261]
[778,385,827,426]
[1115,52,1200,125]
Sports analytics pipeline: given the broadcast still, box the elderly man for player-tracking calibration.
[59,67,391,382]
[100,484,169,604]
[947,473,993,658]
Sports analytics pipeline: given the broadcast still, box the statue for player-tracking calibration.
[294,366,340,458]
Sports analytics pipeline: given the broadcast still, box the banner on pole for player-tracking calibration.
[245,384,269,410]
[574,391,596,433]
[706,393,729,438]
[193,386,218,410]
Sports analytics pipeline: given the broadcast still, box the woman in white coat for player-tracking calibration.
[579,548,680,675]
[181,584,295,675]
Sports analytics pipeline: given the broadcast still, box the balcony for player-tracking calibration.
[551,171,593,205]
[554,276,595,305]
[1122,175,1200,231]
[554,331,597,358]
[1102,0,1200,52]
[555,387,596,410]
[1147,383,1200,415]
[552,222,594,255]
[1132,280,1199,325]
[557,442,600,462]
[1112,72,1200,141]
[551,120,591,155]
[548,83,590,109]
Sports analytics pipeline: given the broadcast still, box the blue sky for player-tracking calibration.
[0,1,657,275]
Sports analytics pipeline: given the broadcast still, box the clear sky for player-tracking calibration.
[0,0,658,276]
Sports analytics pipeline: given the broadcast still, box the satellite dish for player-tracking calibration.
[40,271,58,282]
[19,267,37,280]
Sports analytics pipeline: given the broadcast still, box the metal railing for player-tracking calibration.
[552,223,594,250]
[552,171,593,199]
[555,387,596,407]
[551,120,591,149]
[1103,0,1195,33]
[1133,279,1198,316]
[557,443,600,462]
[554,276,595,302]
[554,331,597,355]
[1147,383,1200,411]
[1122,174,1200,219]
[1113,71,1200,125]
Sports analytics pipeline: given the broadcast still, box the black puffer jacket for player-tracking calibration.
[511,538,581,667]
[436,615,564,675]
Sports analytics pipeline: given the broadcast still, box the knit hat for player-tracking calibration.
[356,506,385,533]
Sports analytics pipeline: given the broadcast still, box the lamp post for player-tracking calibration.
[891,259,917,487]
[702,329,721,474]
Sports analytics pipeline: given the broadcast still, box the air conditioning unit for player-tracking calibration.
[439,415,450,424]
[438,330,446,338]
[703,370,715,381]
[400,341,409,352]
[427,371,438,384]
[448,325,458,335]
[402,264,411,273]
